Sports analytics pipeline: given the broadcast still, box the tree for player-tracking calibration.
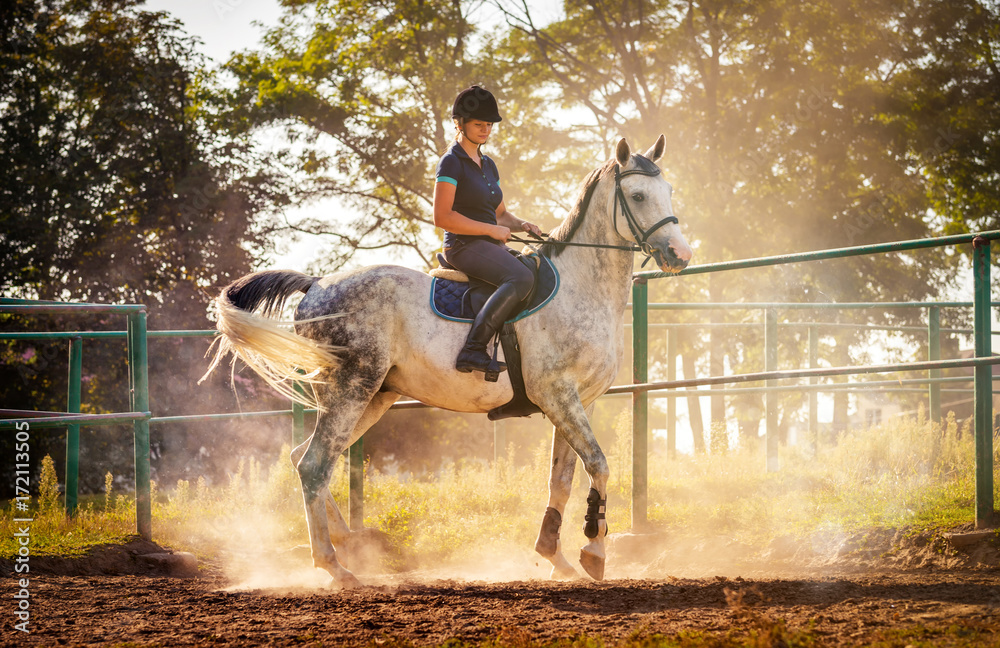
[496,0,1000,436]
[0,0,288,321]
[0,0,293,497]
[216,0,592,273]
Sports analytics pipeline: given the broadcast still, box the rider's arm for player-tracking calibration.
[496,201,543,238]
[434,181,510,242]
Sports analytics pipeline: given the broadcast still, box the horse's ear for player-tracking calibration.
[644,134,666,163]
[615,138,631,166]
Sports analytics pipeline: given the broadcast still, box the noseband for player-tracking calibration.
[612,162,679,264]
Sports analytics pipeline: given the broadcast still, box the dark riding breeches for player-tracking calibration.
[443,238,534,303]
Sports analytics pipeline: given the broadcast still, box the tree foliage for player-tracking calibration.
[215,0,594,272]
[500,0,998,294]
[0,0,288,321]
[0,0,292,497]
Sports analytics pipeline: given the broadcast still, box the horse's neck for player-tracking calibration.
[556,184,634,313]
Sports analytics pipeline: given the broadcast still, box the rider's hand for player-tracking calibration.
[521,221,543,238]
[491,225,512,243]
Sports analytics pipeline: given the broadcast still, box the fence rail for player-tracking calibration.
[631,230,998,529]
[2,231,997,538]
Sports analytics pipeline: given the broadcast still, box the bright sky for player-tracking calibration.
[142,0,282,63]
[140,0,556,63]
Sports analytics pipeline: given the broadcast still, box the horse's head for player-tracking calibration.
[611,136,693,274]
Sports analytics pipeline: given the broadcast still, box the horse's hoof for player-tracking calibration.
[579,548,605,581]
[551,564,581,580]
[326,569,363,590]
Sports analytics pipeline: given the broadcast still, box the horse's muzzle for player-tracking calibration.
[652,245,690,274]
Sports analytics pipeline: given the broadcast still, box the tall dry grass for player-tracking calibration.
[3,411,995,572]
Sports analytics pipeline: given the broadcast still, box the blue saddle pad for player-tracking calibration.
[431,253,559,323]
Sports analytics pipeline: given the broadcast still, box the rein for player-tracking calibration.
[510,161,678,267]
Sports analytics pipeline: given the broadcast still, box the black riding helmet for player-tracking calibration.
[452,85,503,123]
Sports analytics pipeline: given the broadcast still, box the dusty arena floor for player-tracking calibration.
[4,533,1000,647]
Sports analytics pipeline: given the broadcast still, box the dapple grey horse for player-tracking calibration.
[203,136,692,587]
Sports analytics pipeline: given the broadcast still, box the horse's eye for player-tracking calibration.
[631,193,644,202]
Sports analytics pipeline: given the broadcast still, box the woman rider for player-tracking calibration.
[433,86,543,375]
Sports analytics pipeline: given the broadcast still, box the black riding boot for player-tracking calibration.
[456,283,522,374]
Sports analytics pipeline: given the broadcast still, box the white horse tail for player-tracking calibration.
[200,270,344,410]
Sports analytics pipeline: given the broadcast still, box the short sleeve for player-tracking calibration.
[436,153,462,186]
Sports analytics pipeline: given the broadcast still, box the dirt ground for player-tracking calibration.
[3,529,999,647]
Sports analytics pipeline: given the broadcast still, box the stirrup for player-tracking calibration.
[456,348,506,376]
[484,332,505,382]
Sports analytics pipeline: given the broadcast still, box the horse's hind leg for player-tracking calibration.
[290,391,399,553]
[291,440,351,548]
[296,390,397,587]
[535,431,582,579]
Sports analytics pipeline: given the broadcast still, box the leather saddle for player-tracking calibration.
[429,250,559,420]
[430,249,558,323]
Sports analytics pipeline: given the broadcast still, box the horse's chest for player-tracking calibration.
[566,320,623,382]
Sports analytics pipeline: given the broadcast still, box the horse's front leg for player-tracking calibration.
[541,391,610,581]
[535,431,581,579]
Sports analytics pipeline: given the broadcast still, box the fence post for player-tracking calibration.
[928,306,941,424]
[65,336,82,517]
[808,324,818,456]
[631,278,648,531]
[972,237,995,529]
[127,311,152,540]
[666,326,677,460]
[764,308,779,472]
[349,438,364,530]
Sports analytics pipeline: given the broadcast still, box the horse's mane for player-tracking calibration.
[541,154,658,258]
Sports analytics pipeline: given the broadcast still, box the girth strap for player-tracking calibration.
[487,322,542,420]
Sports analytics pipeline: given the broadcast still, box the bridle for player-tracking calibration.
[612,162,679,260]
[510,159,679,267]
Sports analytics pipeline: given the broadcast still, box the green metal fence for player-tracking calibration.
[631,301,998,456]
[628,231,999,530]
[3,230,997,539]
[0,309,367,539]
[0,301,152,539]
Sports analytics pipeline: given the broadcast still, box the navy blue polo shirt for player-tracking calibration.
[435,141,503,248]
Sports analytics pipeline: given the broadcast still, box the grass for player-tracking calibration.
[1,457,136,556]
[2,411,998,566]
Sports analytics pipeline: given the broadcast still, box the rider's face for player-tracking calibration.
[462,119,493,145]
